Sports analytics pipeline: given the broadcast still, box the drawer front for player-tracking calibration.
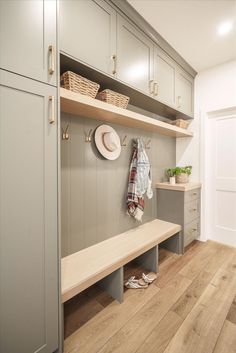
[184,188,201,203]
[184,199,200,223]
[184,218,200,247]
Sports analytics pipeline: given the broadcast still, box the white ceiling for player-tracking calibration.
[127,0,236,72]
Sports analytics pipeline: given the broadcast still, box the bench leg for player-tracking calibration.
[134,245,158,273]
[161,232,183,255]
[98,267,124,303]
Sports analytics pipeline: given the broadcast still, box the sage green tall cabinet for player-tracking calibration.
[175,68,194,116]
[0,0,57,86]
[0,1,59,353]
[153,47,176,107]
[116,14,154,94]
[60,0,117,75]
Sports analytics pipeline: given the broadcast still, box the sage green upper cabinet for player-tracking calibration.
[153,46,176,107]
[116,14,154,95]
[60,0,116,75]
[175,68,194,117]
[0,70,58,353]
[0,0,57,86]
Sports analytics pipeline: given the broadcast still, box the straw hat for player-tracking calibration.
[94,125,121,160]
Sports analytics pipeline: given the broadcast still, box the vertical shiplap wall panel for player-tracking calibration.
[61,113,176,257]
[70,116,86,252]
[84,118,99,248]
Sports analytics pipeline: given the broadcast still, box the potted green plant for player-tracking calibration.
[166,168,176,185]
[174,165,192,183]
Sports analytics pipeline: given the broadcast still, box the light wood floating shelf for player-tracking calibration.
[60,53,193,121]
[60,88,193,138]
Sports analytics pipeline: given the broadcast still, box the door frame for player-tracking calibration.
[200,106,236,242]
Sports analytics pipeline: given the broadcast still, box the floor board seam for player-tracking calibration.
[161,257,236,353]
[95,275,192,353]
[63,242,236,353]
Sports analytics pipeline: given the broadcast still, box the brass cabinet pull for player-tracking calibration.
[177,95,181,109]
[154,81,159,96]
[49,45,55,75]
[111,54,117,75]
[192,192,197,196]
[191,228,197,232]
[49,96,56,124]
[149,80,154,95]
[189,207,197,212]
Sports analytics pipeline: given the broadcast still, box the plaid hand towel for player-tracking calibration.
[127,138,153,222]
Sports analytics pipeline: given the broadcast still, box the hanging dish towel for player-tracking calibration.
[127,138,153,222]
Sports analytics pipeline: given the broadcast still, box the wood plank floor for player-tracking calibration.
[64,240,236,353]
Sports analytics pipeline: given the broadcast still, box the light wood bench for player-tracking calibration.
[61,219,182,303]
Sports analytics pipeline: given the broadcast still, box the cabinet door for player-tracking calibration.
[0,71,58,353]
[116,14,154,95]
[153,46,176,107]
[60,0,116,75]
[176,68,194,117]
[0,0,57,86]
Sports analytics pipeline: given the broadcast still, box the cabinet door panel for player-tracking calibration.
[184,199,200,224]
[0,71,58,353]
[60,0,116,75]
[0,0,57,85]
[176,69,194,117]
[116,14,154,95]
[154,47,176,107]
[184,218,200,247]
[185,188,201,203]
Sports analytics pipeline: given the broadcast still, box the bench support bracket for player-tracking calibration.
[98,267,124,303]
[134,245,158,273]
[161,232,183,254]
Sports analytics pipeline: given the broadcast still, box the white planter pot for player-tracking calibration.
[169,176,176,185]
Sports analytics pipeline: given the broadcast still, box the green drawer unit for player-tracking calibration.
[155,182,201,252]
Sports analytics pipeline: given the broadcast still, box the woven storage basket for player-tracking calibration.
[61,71,100,98]
[96,89,130,109]
[176,173,189,183]
[171,119,190,129]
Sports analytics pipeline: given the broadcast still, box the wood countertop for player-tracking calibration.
[155,182,202,192]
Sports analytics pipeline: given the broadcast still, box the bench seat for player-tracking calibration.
[61,219,182,303]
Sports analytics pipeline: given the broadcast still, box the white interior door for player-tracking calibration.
[208,113,236,246]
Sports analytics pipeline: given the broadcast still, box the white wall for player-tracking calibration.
[176,59,236,242]
[177,59,236,178]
